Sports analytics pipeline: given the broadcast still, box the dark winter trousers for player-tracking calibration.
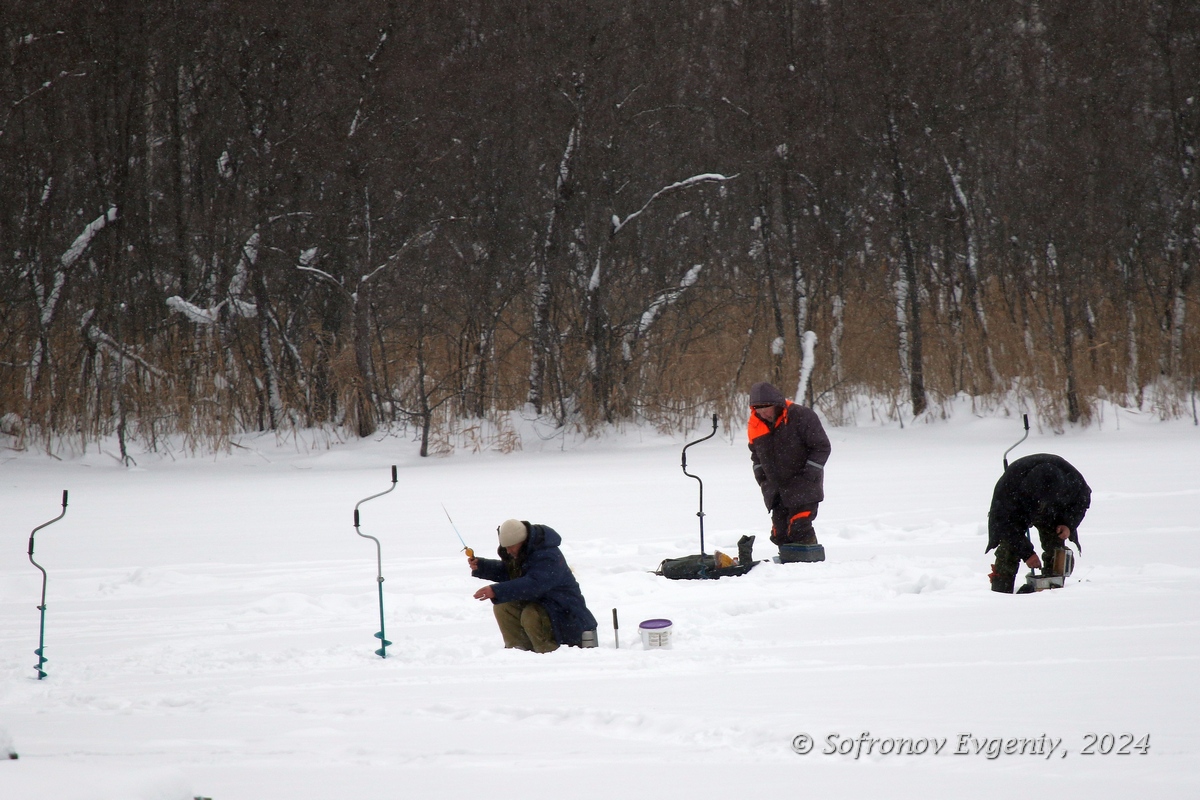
[771,503,819,546]
[493,601,558,653]
[991,527,1064,591]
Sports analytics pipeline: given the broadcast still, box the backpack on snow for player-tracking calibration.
[654,535,757,580]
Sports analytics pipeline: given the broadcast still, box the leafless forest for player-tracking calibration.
[2,2,1197,457]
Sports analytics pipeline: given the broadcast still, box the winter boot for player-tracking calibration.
[779,542,825,562]
[737,535,756,566]
[988,565,1015,594]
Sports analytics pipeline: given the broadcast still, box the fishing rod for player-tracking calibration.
[353,466,397,658]
[28,490,68,680]
[441,504,473,559]
[681,414,719,557]
[1003,414,1030,470]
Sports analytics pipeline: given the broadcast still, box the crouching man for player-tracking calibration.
[470,519,598,652]
[987,454,1091,594]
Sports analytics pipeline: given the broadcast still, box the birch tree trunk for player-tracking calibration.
[1120,254,1142,406]
[754,172,787,386]
[796,330,817,405]
[1020,255,1038,365]
[776,149,810,352]
[1047,243,1082,423]
[1169,260,1192,380]
[251,268,284,431]
[830,289,845,386]
[943,157,1001,390]
[885,106,926,416]
[893,263,911,388]
[416,309,433,457]
[584,254,614,423]
[1149,1,1198,392]
[350,291,377,438]
[528,101,582,415]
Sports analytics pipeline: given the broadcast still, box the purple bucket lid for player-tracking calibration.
[638,618,672,630]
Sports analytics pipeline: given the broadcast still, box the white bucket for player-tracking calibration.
[638,618,673,650]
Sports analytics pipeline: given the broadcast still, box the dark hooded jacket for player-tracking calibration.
[747,382,832,510]
[987,453,1091,561]
[471,523,597,647]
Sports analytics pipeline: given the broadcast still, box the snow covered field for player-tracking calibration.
[2,409,1198,799]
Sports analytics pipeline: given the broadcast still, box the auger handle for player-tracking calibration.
[681,414,719,472]
[1003,414,1030,471]
[29,490,70,555]
[354,465,399,524]
[681,414,718,557]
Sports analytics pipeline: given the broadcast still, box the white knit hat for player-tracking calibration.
[498,519,528,547]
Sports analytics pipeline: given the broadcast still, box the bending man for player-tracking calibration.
[987,454,1091,594]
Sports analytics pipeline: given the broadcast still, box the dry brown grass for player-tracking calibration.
[3,256,1196,455]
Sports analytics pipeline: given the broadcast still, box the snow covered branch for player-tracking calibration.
[622,264,703,361]
[165,296,225,325]
[357,227,438,287]
[348,28,391,138]
[37,271,67,328]
[0,67,87,140]
[23,206,118,400]
[61,207,118,268]
[81,310,167,379]
[295,264,343,290]
[166,230,261,324]
[610,173,738,237]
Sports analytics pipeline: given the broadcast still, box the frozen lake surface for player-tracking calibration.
[2,409,1198,799]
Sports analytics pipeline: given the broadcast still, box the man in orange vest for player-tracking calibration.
[747,381,832,558]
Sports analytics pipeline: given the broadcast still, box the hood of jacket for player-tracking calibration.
[497,523,562,562]
[749,381,787,408]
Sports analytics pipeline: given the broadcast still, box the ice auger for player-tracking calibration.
[28,490,68,679]
[353,467,397,658]
[681,414,718,557]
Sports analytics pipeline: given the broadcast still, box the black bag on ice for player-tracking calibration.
[655,536,757,580]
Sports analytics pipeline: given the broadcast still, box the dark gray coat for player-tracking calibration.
[747,382,832,510]
[987,453,1091,561]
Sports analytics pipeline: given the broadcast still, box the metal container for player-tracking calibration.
[1023,547,1075,591]
[1051,547,1075,577]
[1024,573,1066,591]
